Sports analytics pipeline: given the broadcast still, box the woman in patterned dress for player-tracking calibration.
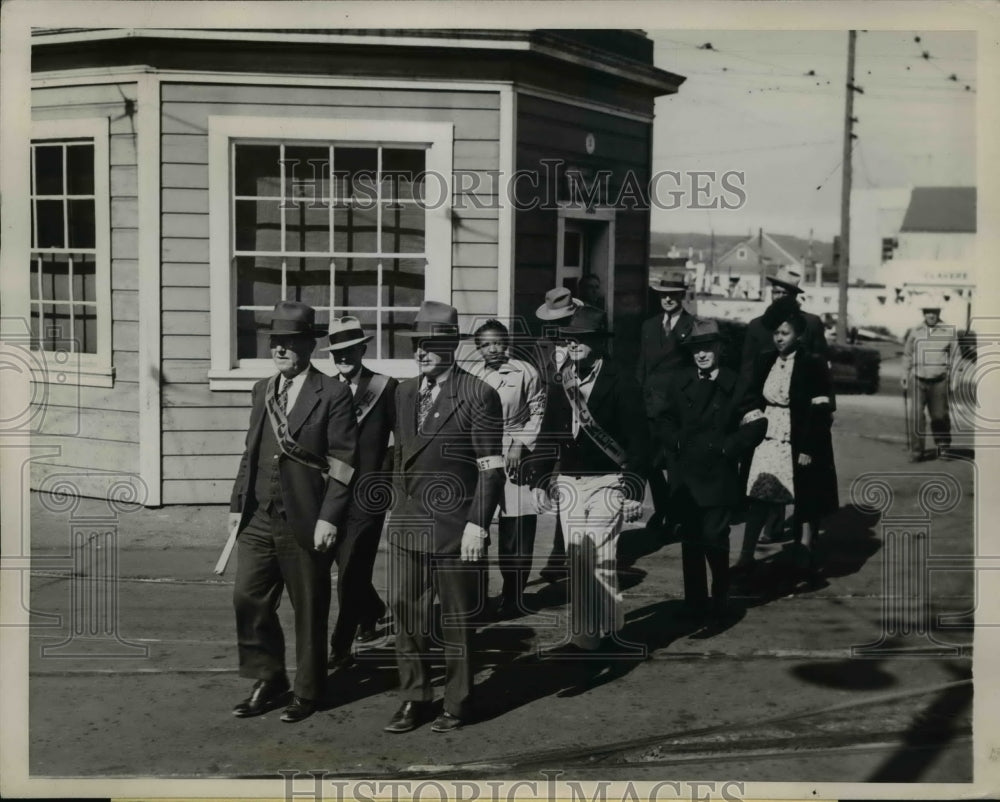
[468,319,546,618]
[736,297,838,578]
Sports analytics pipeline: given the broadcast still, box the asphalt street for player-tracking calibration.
[24,357,976,783]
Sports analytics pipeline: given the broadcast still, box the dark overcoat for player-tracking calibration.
[230,367,359,550]
[656,366,767,508]
[750,350,840,520]
[636,309,696,419]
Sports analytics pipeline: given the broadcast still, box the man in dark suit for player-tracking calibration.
[384,301,504,734]
[533,306,650,653]
[739,266,830,386]
[320,317,398,668]
[228,301,358,723]
[636,272,696,533]
[656,318,767,620]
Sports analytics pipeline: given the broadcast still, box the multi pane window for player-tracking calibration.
[232,142,427,360]
[30,139,98,353]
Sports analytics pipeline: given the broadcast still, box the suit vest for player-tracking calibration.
[253,412,284,515]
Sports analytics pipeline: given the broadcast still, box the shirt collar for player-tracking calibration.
[280,369,309,390]
[699,367,720,380]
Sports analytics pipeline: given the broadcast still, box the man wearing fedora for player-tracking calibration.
[532,286,585,583]
[384,300,505,734]
[320,317,398,668]
[533,306,649,653]
[229,301,358,723]
[740,266,829,386]
[636,271,696,535]
[901,295,959,462]
[655,318,767,621]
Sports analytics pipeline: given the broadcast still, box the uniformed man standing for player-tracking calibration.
[901,296,959,462]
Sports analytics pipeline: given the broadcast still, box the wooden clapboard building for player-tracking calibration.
[27,28,683,505]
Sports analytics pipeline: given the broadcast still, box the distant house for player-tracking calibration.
[711,232,804,299]
[895,187,976,261]
[879,186,976,305]
[849,187,912,284]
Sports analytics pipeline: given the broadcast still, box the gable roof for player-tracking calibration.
[900,187,976,233]
[716,232,803,268]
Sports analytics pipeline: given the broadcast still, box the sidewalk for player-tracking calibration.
[24,394,975,782]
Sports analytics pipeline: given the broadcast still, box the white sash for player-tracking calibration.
[559,363,627,467]
[352,372,390,423]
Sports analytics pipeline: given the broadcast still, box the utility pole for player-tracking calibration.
[837,29,857,345]
[757,227,764,299]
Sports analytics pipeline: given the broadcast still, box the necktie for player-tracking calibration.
[698,369,712,380]
[417,377,436,429]
[277,377,289,414]
[664,314,673,335]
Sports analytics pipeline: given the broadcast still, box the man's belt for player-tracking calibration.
[917,375,947,384]
[559,363,627,467]
[353,372,390,423]
[265,376,354,485]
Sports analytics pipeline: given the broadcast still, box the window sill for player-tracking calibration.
[208,359,419,391]
[30,364,115,388]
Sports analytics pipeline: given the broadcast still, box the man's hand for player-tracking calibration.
[461,522,487,562]
[505,443,527,482]
[313,520,337,553]
[533,481,554,514]
[797,453,812,467]
[228,512,242,536]
[621,498,643,523]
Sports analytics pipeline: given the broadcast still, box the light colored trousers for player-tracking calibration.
[554,473,626,650]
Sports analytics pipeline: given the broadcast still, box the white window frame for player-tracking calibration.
[207,116,453,390]
[29,118,113,388]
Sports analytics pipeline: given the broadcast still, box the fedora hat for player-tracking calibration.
[320,315,373,351]
[556,305,612,338]
[685,317,722,347]
[650,271,688,293]
[398,300,461,339]
[915,292,945,311]
[535,287,584,321]
[268,300,324,336]
[767,266,804,294]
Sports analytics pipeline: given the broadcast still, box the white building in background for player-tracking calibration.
[849,187,912,285]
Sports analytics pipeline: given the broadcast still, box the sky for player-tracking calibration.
[648,30,977,240]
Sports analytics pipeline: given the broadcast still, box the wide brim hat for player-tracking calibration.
[267,300,326,337]
[397,300,462,339]
[685,317,722,346]
[916,292,945,311]
[536,287,584,320]
[767,266,804,294]
[650,271,688,293]
[556,306,613,338]
[320,315,373,351]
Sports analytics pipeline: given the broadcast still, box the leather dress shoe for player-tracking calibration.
[431,710,464,733]
[539,564,567,583]
[384,700,427,734]
[280,696,317,723]
[356,625,379,643]
[232,675,289,718]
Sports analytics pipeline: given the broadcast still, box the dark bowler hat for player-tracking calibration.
[320,315,373,351]
[268,300,324,336]
[685,317,722,346]
[557,305,613,337]
[650,271,688,293]
[398,300,461,339]
[535,287,583,321]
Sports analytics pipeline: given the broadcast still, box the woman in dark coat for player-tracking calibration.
[736,296,838,577]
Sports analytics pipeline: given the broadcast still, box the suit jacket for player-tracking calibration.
[656,366,767,508]
[533,360,650,500]
[388,367,505,554]
[740,310,829,385]
[749,349,839,519]
[230,367,359,550]
[342,367,398,518]
[636,308,696,418]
